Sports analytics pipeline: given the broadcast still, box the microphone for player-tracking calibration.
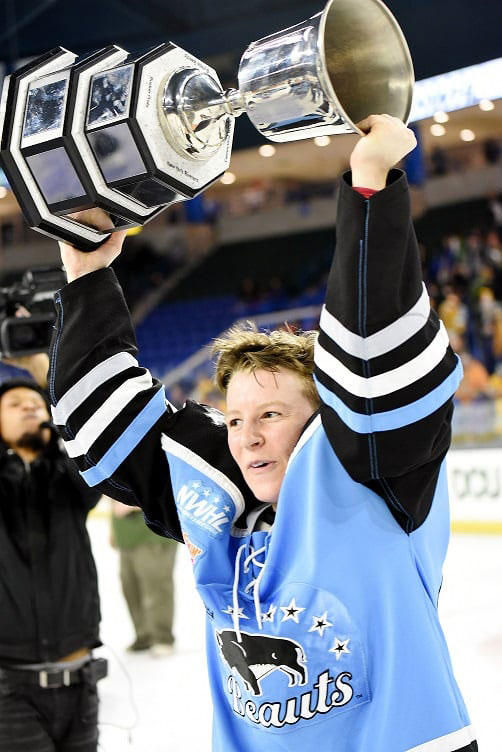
[39,420,55,431]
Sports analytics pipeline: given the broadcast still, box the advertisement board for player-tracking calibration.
[447,448,502,533]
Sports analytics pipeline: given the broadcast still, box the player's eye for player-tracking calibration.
[227,417,241,428]
[262,411,279,419]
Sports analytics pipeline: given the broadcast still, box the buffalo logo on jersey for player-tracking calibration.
[216,630,307,696]
[216,628,366,730]
[176,479,233,537]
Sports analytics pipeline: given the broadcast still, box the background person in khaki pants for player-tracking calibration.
[110,500,178,657]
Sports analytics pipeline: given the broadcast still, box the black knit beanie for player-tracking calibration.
[0,379,50,408]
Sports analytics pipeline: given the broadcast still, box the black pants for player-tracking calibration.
[0,679,98,752]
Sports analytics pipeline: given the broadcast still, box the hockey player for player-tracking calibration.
[48,115,476,751]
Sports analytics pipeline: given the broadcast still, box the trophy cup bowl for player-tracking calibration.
[0,0,414,251]
[237,0,414,141]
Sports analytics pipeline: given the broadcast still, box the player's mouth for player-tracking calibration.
[248,460,276,473]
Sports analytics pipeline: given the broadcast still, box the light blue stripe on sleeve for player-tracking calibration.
[314,356,462,434]
[81,387,167,487]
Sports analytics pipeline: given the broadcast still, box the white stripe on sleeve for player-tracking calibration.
[314,321,450,399]
[63,372,153,458]
[51,352,138,425]
[320,283,430,360]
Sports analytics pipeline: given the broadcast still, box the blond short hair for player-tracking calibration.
[212,324,320,407]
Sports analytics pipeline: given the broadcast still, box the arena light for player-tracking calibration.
[460,129,475,142]
[479,99,495,111]
[259,145,276,158]
[220,172,236,185]
[314,135,331,146]
[433,111,449,123]
[430,123,446,136]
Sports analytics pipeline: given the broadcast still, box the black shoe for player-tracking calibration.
[127,638,151,652]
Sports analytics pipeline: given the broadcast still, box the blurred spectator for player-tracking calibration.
[485,231,502,271]
[476,287,498,373]
[243,183,266,213]
[450,333,489,403]
[168,381,192,409]
[183,195,218,259]
[488,196,502,232]
[429,146,449,176]
[486,363,502,399]
[262,275,289,310]
[438,289,468,340]
[492,307,502,368]
[464,231,484,277]
[194,378,225,411]
[110,500,177,658]
[237,277,260,306]
[483,138,501,165]
[427,235,460,288]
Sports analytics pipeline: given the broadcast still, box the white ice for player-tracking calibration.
[88,517,502,752]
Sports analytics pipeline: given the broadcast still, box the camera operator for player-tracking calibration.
[0,348,104,752]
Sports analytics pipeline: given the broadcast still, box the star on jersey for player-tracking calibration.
[202,489,211,497]
[223,505,231,513]
[308,611,334,637]
[280,598,306,623]
[261,604,277,623]
[329,638,351,660]
[222,605,249,619]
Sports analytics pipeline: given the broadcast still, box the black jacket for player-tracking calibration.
[0,429,101,663]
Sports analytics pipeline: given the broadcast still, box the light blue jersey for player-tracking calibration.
[163,415,473,752]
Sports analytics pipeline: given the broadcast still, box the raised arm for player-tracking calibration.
[314,116,461,532]
[49,211,251,541]
[48,213,185,539]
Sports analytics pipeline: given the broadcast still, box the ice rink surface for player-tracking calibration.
[88,517,502,752]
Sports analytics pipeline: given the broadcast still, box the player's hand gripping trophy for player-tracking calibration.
[0,0,413,251]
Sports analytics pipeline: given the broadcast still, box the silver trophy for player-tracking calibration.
[0,0,413,251]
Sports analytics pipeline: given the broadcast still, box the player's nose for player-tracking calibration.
[241,422,264,449]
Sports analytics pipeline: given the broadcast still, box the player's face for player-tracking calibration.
[0,387,50,447]
[225,368,316,506]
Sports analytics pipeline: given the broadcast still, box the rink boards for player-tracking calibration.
[447,447,502,534]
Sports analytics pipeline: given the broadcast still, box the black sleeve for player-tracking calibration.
[48,268,252,542]
[48,268,184,539]
[314,170,462,532]
[62,456,102,513]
